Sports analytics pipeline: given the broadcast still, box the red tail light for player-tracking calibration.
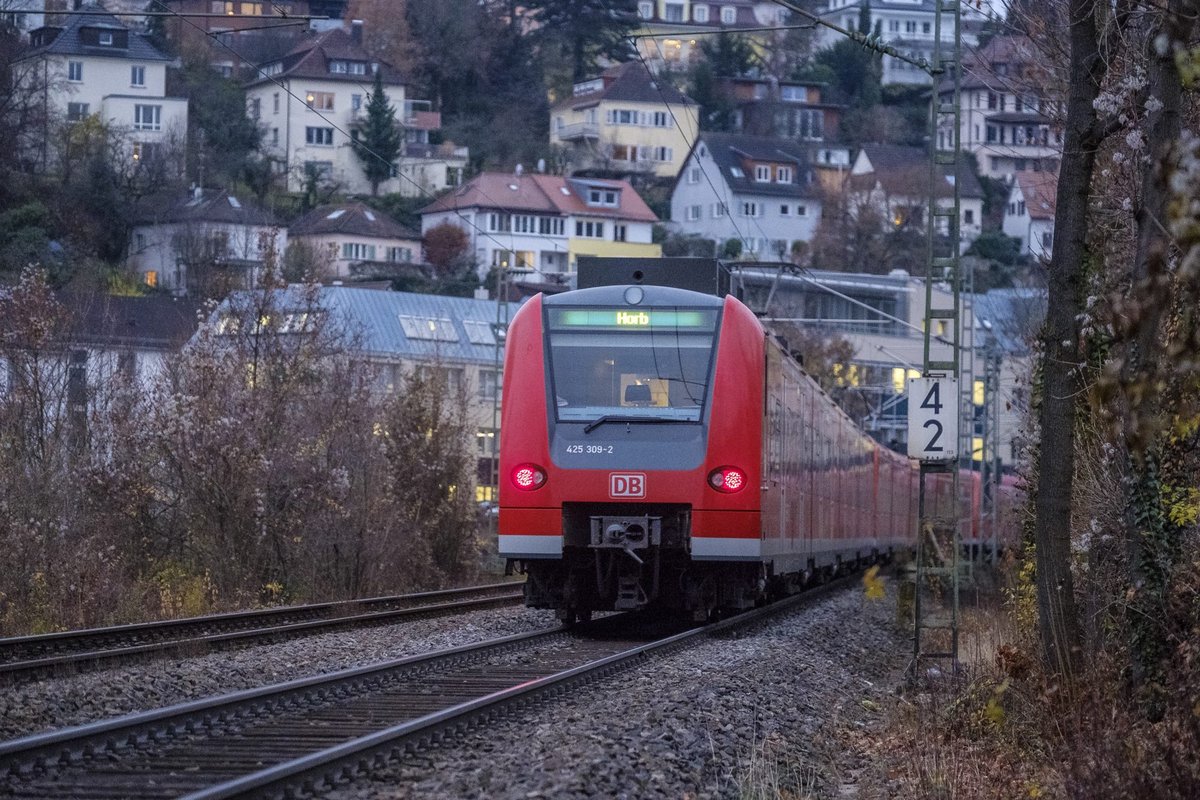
[511,463,547,491]
[708,466,747,493]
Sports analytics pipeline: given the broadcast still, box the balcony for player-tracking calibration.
[555,122,600,142]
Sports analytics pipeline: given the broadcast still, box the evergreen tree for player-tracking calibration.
[352,69,402,196]
[528,0,639,82]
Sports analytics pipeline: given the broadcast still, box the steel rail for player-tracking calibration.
[189,577,854,800]
[0,582,524,683]
[0,577,854,799]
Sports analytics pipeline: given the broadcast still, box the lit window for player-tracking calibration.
[145,270,158,287]
[305,91,335,111]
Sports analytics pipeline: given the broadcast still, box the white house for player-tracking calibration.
[935,36,1063,180]
[127,188,286,296]
[244,24,466,197]
[669,132,822,258]
[18,8,188,170]
[1002,171,1057,261]
[420,172,660,283]
[815,0,993,86]
[288,202,423,279]
[848,144,984,248]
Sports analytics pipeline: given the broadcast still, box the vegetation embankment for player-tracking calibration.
[0,271,484,635]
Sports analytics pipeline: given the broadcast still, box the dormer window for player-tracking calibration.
[99,31,113,45]
[730,166,744,178]
[776,166,793,183]
[587,188,619,207]
[721,6,736,24]
[754,165,770,182]
[638,1,653,19]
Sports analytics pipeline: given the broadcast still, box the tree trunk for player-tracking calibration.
[1033,0,1108,678]
[1121,0,1187,703]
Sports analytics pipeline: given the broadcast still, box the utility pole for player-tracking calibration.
[906,0,964,680]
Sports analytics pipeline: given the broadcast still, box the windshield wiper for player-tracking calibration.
[583,415,692,434]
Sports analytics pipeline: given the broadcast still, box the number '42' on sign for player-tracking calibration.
[906,377,959,461]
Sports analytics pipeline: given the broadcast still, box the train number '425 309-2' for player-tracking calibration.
[564,444,614,455]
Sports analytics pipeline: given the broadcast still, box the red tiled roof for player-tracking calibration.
[1014,171,1057,220]
[421,173,658,222]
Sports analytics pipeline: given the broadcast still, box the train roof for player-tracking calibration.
[542,284,725,308]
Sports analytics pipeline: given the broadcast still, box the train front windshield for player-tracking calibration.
[545,306,720,424]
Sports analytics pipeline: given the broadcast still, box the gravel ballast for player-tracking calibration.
[327,582,907,800]
[0,606,559,742]
[1,583,907,799]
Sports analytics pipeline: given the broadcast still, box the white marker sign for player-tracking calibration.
[907,377,959,461]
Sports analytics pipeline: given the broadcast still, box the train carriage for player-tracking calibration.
[499,279,929,621]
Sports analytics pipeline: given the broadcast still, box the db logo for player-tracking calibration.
[609,472,646,498]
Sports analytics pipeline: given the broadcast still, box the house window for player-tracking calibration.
[131,141,160,163]
[305,126,334,145]
[399,316,459,342]
[489,213,511,232]
[463,320,496,345]
[478,369,500,400]
[780,204,791,216]
[685,205,702,221]
[776,166,793,183]
[652,111,669,127]
[1041,231,1053,249]
[721,6,736,24]
[922,22,931,33]
[740,201,760,217]
[304,160,333,179]
[575,220,605,238]
[271,127,279,145]
[130,65,145,86]
[248,97,261,119]
[964,209,975,225]
[905,20,916,33]
[613,224,627,242]
[694,5,709,22]
[386,246,413,262]
[306,91,335,111]
[712,202,728,217]
[68,61,82,81]
[273,92,279,113]
[889,20,899,32]
[638,1,653,19]
[243,1,263,13]
[664,3,683,22]
[607,108,638,125]
[351,94,362,112]
[342,242,377,260]
[67,102,89,121]
[145,270,158,287]
[99,31,113,45]
[587,188,618,206]
[1018,200,1026,215]
[755,165,772,181]
[133,104,161,130]
[538,217,565,236]
[796,205,807,216]
[687,166,700,184]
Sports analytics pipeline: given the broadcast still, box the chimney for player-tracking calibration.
[350,19,363,45]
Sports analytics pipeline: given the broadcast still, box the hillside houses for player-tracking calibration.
[16,9,188,172]
[244,25,466,197]
[420,172,660,283]
[669,133,822,258]
[550,61,698,178]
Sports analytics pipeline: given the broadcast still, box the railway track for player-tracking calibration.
[0,582,524,684]
[0,578,850,800]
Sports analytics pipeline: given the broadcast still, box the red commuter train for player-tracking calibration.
[498,279,1011,621]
